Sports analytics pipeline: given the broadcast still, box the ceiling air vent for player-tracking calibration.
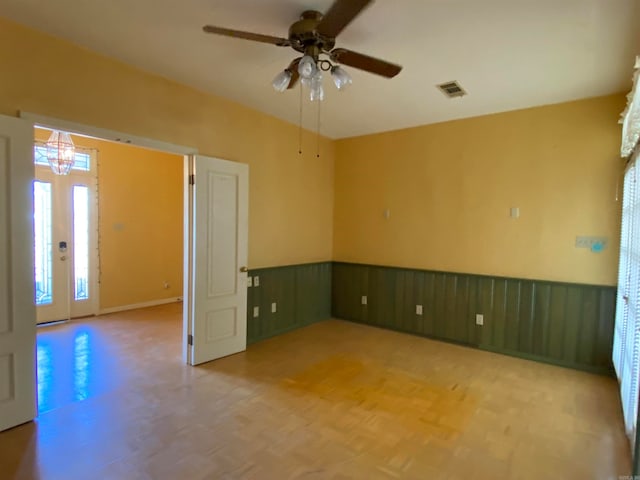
[437,81,467,98]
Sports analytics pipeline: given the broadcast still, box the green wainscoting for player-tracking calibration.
[332,262,616,374]
[247,262,332,344]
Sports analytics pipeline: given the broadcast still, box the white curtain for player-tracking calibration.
[621,56,640,157]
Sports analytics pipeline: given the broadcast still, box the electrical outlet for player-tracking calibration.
[475,314,484,326]
[271,302,277,313]
[416,305,423,315]
[247,276,252,287]
[254,276,260,287]
[361,295,367,305]
[253,306,259,318]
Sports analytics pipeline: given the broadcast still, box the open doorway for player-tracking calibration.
[33,127,184,413]
[34,127,184,321]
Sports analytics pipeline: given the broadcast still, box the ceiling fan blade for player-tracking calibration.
[287,58,301,89]
[316,0,373,38]
[202,25,290,46]
[331,48,402,78]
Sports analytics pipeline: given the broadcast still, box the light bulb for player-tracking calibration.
[298,55,317,80]
[331,66,352,90]
[272,69,292,92]
[310,72,324,102]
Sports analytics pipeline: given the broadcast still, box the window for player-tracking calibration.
[614,152,640,451]
[33,181,53,306]
[34,144,91,171]
[72,185,90,301]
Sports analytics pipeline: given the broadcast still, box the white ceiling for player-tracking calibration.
[2,0,639,138]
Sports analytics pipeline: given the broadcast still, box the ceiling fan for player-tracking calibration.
[202,0,402,101]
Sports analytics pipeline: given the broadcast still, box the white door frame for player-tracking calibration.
[20,112,199,363]
[20,113,197,156]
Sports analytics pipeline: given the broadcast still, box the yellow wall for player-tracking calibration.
[0,17,334,269]
[35,129,183,309]
[334,94,624,286]
[3,17,624,288]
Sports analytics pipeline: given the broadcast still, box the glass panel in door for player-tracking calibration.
[73,185,89,302]
[34,181,53,306]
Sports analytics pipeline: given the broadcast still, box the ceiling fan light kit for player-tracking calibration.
[272,69,293,92]
[203,0,402,103]
[298,55,318,80]
[331,66,352,90]
[310,72,324,102]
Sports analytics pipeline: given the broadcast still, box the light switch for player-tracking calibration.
[253,306,259,318]
[247,277,253,287]
[476,314,484,326]
[271,302,277,313]
[510,207,520,219]
[416,305,423,315]
[254,276,260,287]
[361,295,367,305]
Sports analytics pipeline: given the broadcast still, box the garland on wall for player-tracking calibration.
[621,55,640,158]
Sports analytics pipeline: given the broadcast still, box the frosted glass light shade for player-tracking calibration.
[46,130,75,175]
[331,66,352,90]
[272,69,292,92]
[298,55,317,79]
[310,72,324,102]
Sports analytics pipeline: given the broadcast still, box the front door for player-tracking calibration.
[186,155,249,365]
[34,144,98,324]
[0,114,37,431]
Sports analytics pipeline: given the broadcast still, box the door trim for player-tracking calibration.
[184,157,194,365]
[20,112,198,156]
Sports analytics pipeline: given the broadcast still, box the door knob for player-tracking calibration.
[60,255,67,261]
[239,266,248,273]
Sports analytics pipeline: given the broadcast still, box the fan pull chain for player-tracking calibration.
[298,84,303,155]
[316,98,321,158]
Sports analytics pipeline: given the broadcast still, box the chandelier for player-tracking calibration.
[272,53,352,101]
[46,130,76,175]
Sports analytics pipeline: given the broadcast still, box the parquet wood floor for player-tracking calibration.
[0,303,631,479]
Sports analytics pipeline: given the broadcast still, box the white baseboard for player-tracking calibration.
[99,297,182,315]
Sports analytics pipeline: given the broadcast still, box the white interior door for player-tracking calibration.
[0,115,37,431]
[185,155,248,365]
[34,147,98,324]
